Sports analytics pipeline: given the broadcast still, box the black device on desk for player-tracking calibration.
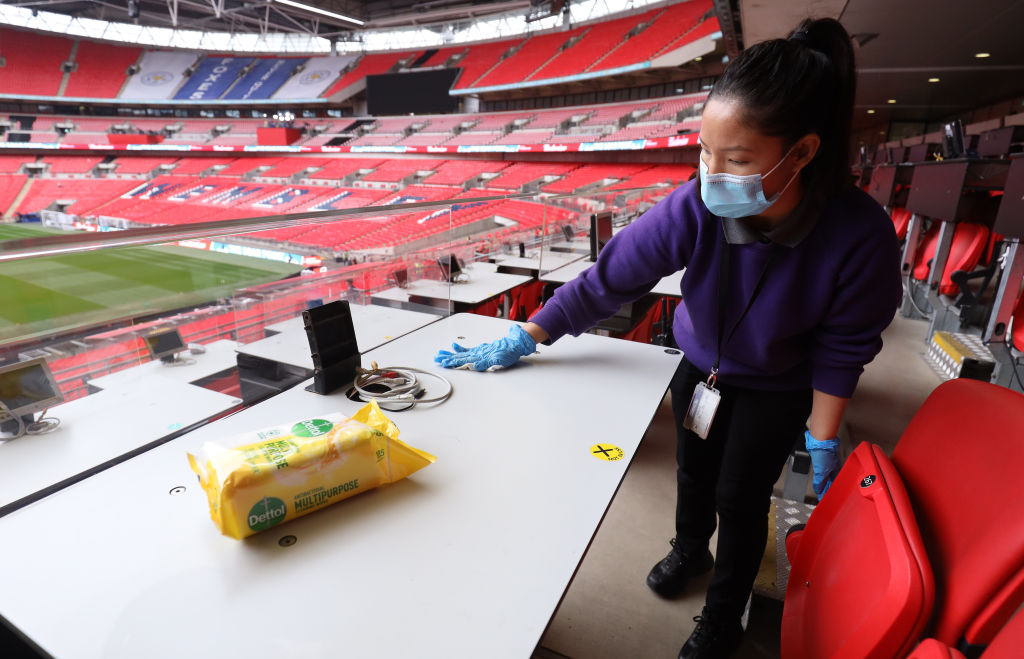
[942,120,968,159]
[392,268,409,289]
[304,299,360,395]
[438,253,464,283]
[589,211,613,262]
[144,329,187,364]
[0,357,64,437]
[561,225,575,242]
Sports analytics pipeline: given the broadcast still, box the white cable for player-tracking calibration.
[353,362,453,410]
[902,274,934,320]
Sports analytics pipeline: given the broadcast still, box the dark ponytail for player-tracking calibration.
[709,17,856,200]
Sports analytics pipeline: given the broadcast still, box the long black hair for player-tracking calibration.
[709,18,856,200]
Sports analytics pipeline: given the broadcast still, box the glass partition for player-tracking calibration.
[0,183,669,422]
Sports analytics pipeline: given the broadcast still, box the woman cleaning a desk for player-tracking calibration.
[435,17,901,659]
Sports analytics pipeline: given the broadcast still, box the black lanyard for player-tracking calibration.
[712,231,780,380]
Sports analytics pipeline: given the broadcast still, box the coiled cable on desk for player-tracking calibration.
[353,362,453,410]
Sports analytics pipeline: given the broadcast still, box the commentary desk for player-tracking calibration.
[371,266,531,315]
[86,339,240,391]
[0,378,241,515]
[237,304,440,371]
[0,313,681,659]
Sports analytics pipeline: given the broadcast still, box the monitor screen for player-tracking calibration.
[561,225,575,242]
[438,254,462,282]
[590,212,614,261]
[392,269,409,288]
[144,329,185,360]
[0,358,63,418]
[943,120,966,159]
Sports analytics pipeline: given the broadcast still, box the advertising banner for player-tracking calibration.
[121,51,200,100]
[223,59,307,101]
[174,58,254,101]
[272,55,357,99]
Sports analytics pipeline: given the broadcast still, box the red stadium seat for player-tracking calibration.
[782,441,934,659]
[911,222,990,296]
[892,379,1024,651]
[909,608,1024,659]
[892,206,913,241]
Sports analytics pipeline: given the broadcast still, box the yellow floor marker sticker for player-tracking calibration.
[591,443,625,461]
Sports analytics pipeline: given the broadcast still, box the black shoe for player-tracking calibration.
[678,607,744,659]
[646,538,714,598]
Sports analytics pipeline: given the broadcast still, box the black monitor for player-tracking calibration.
[561,225,575,242]
[392,268,409,288]
[0,358,63,423]
[518,242,526,258]
[144,329,186,364]
[437,254,463,283]
[943,120,967,159]
[589,211,614,262]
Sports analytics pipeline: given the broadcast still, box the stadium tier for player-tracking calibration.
[360,159,445,183]
[394,133,452,147]
[0,28,71,96]
[591,1,711,73]
[608,163,696,189]
[305,158,386,182]
[423,160,510,185]
[0,174,28,217]
[41,156,105,175]
[451,40,517,90]
[13,178,141,216]
[531,11,647,81]
[486,162,580,190]
[110,157,178,175]
[254,157,333,179]
[63,40,142,98]
[166,157,235,176]
[418,46,465,68]
[540,163,652,194]
[474,28,586,88]
[324,52,409,98]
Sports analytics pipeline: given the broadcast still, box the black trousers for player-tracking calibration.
[669,358,812,620]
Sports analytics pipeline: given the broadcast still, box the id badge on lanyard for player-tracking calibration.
[683,371,721,440]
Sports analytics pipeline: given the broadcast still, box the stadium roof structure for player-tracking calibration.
[3,0,567,38]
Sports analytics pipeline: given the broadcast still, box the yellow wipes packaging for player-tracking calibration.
[187,400,435,539]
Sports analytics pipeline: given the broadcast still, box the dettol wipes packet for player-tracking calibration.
[187,400,435,539]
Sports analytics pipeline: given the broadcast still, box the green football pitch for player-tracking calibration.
[0,224,302,344]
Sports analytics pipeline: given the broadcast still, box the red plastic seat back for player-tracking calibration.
[1011,292,1024,352]
[782,442,934,659]
[911,223,990,296]
[892,379,1024,648]
[913,225,940,282]
[906,639,967,659]
[892,207,913,241]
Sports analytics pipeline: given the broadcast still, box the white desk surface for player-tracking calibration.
[372,269,532,306]
[86,339,240,390]
[541,260,685,298]
[0,379,241,510]
[0,314,682,659]
[238,304,440,369]
[493,250,588,274]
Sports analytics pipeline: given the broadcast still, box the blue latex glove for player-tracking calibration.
[805,430,841,499]
[434,325,537,371]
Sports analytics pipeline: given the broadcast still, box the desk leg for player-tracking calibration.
[925,220,956,338]
[899,214,929,319]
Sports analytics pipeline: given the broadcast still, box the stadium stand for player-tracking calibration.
[41,156,105,175]
[323,52,409,98]
[474,28,585,88]
[345,133,403,147]
[254,158,333,180]
[492,129,555,145]
[13,178,141,216]
[360,159,444,183]
[417,46,465,68]
[530,12,647,81]
[305,158,386,183]
[486,162,579,190]
[110,157,177,176]
[63,40,142,98]
[452,40,519,89]
[394,133,452,146]
[590,1,710,72]
[167,157,235,176]
[423,160,510,186]
[541,163,652,194]
[0,28,72,97]
[443,131,499,146]
[216,158,282,177]
[0,174,28,217]
[608,164,696,189]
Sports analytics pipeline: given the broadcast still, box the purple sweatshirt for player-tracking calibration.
[530,180,903,398]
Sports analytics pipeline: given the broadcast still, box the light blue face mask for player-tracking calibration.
[698,145,800,218]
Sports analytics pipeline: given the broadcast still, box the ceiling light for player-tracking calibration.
[975,52,991,58]
[271,0,364,25]
[887,99,897,104]
[928,77,940,83]
[867,109,876,114]
[694,56,703,62]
